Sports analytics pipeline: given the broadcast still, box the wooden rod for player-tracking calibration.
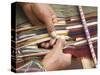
[78,6,97,66]
[81,57,94,69]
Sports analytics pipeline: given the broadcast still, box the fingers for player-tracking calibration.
[31,3,57,34]
[21,3,43,26]
[49,39,56,46]
[46,4,58,23]
[40,36,65,50]
[52,15,58,23]
[45,43,50,49]
[21,3,58,31]
[45,4,56,15]
[40,38,56,49]
[40,42,46,48]
[40,42,49,49]
[31,3,52,24]
[31,4,54,34]
[24,3,58,35]
[53,38,65,51]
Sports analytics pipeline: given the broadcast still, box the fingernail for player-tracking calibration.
[45,43,50,48]
[50,39,56,46]
[50,31,57,38]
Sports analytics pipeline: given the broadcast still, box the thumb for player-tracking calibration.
[53,38,65,51]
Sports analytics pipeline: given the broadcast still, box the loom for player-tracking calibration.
[12,5,97,72]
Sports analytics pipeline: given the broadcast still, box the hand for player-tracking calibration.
[20,3,57,34]
[42,38,72,71]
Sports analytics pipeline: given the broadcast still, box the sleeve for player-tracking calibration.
[16,60,46,73]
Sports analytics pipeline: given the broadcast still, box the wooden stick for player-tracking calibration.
[65,12,97,24]
[78,6,97,67]
[81,57,94,69]
[66,21,97,29]
[17,30,68,43]
[17,51,50,58]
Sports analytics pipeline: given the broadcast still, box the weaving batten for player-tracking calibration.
[78,6,97,67]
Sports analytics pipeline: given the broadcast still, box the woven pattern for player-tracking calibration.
[12,3,97,72]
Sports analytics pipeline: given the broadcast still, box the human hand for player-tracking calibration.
[20,3,57,34]
[42,38,72,71]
